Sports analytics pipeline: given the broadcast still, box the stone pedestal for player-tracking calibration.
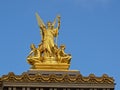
[31,63,70,70]
[26,70,80,75]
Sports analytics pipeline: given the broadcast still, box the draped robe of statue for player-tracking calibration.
[40,24,58,57]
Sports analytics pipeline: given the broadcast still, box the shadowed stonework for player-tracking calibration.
[0,71,115,90]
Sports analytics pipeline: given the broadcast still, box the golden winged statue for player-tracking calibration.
[27,13,72,70]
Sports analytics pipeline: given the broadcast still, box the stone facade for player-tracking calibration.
[0,70,115,90]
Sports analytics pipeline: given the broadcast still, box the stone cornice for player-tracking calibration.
[0,72,114,84]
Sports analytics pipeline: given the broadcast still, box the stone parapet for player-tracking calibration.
[0,71,115,90]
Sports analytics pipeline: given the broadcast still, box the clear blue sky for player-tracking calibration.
[0,0,120,90]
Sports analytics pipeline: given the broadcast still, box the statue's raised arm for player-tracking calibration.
[57,15,61,29]
[52,15,61,30]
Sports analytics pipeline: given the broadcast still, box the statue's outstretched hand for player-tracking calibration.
[57,15,61,20]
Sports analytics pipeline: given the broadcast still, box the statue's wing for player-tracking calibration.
[35,12,45,27]
[35,13,45,41]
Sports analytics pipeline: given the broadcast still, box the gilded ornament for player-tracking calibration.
[27,13,72,70]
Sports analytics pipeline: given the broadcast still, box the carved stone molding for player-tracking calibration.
[0,72,114,84]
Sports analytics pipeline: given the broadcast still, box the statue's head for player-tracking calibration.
[51,24,54,29]
[47,21,52,29]
[30,44,36,50]
[60,44,66,50]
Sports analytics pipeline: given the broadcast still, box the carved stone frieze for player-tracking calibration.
[0,72,114,84]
